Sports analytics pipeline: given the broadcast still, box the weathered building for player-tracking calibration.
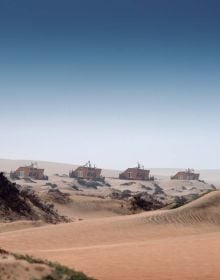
[171,169,200,180]
[119,164,151,181]
[69,161,102,180]
[13,164,47,180]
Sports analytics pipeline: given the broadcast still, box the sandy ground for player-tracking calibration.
[1,191,220,280]
[1,159,219,206]
[0,253,53,280]
[0,221,45,234]
[1,159,220,279]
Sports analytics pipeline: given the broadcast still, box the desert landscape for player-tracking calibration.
[1,159,220,280]
[1,0,220,279]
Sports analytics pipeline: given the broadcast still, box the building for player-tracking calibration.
[69,161,102,180]
[171,169,200,180]
[13,163,47,180]
[119,164,151,181]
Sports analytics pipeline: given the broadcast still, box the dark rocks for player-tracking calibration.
[153,183,165,195]
[120,182,136,186]
[0,173,68,223]
[130,192,164,211]
[110,189,132,200]
[141,185,152,191]
[47,189,71,204]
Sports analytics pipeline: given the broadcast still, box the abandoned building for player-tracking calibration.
[11,163,48,180]
[171,169,200,180]
[119,164,151,181]
[69,161,102,180]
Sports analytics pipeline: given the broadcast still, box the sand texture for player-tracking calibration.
[1,159,220,279]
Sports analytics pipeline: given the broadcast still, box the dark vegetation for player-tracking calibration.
[210,184,217,190]
[110,189,132,200]
[77,179,99,189]
[0,173,69,223]
[141,185,152,191]
[47,189,71,204]
[153,183,166,195]
[110,189,165,211]
[23,177,37,183]
[130,192,164,211]
[168,188,217,209]
[77,178,110,189]
[120,182,136,186]
[45,182,58,189]
[169,196,189,209]
[0,248,95,280]
[71,185,80,191]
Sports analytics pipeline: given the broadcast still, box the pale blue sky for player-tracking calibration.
[0,0,220,169]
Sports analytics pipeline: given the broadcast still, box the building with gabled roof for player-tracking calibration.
[119,163,151,181]
[171,169,200,180]
[69,161,102,180]
[12,163,48,180]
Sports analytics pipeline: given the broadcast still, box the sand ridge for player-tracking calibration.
[1,159,220,279]
[1,191,220,279]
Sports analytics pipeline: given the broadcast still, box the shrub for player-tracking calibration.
[12,252,96,280]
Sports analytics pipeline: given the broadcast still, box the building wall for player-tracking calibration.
[31,169,44,180]
[15,167,30,178]
[15,167,45,180]
[119,168,150,181]
[171,172,200,180]
[72,167,102,179]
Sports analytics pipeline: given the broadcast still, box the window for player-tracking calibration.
[78,171,83,178]
[88,171,95,177]
[19,171,25,177]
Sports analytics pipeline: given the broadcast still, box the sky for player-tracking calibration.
[0,0,220,170]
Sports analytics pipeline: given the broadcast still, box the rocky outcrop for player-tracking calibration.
[0,173,69,223]
[129,192,165,211]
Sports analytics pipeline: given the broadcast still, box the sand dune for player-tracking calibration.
[1,190,220,279]
[1,159,220,279]
[0,221,45,233]
[0,253,53,280]
[0,248,94,280]
[49,194,130,220]
[145,190,220,226]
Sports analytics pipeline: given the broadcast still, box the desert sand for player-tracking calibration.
[0,252,54,280]
[1,159,220,280]
[1,191,220,279]
[1,159,219,201]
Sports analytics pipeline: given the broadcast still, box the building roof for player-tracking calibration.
[174,171,199,176]
[16,166,44,172]
[123,167,150,172]
[74,166,101,172]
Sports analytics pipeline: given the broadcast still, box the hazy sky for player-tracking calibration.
[0,0,220,169]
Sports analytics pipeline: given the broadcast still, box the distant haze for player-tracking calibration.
[0,0,220,169]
